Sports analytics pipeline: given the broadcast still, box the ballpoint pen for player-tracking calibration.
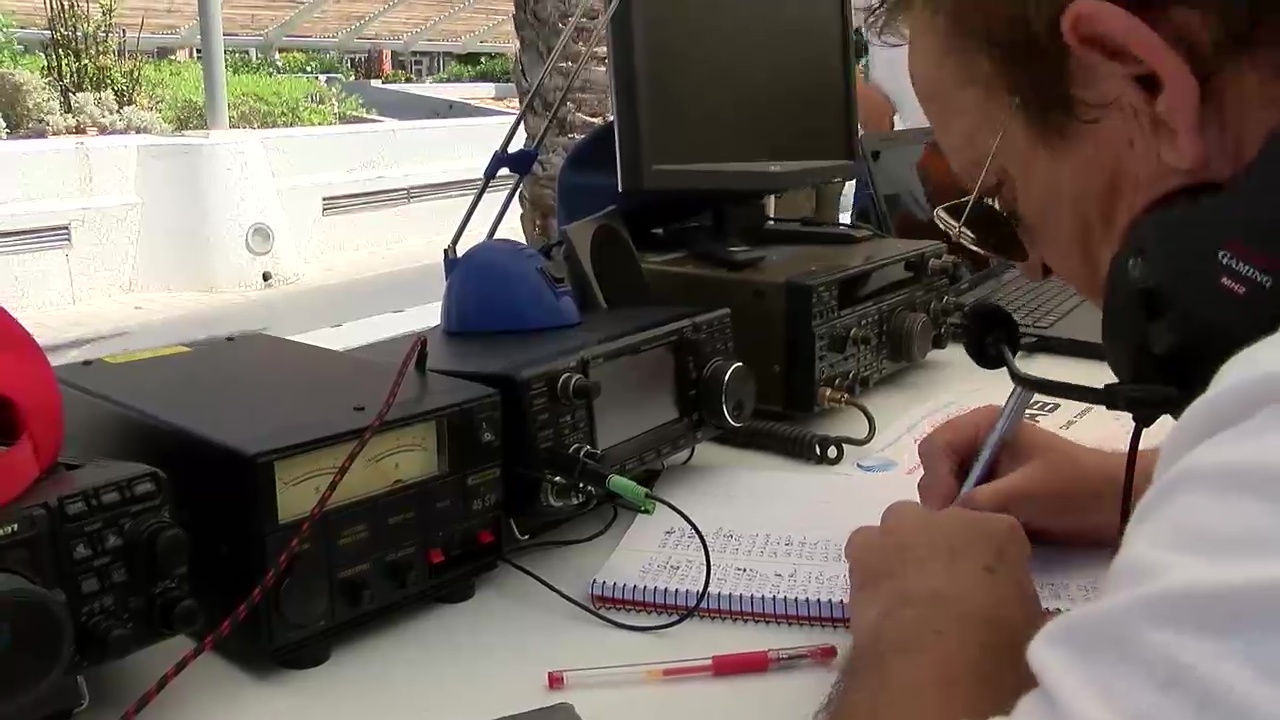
[958,385,1036,495]
[546,644,839,689]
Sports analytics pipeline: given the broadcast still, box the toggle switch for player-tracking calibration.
[427,548,446,565]
[476,529,495,546]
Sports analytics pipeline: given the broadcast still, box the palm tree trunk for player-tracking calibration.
[511,0,611,249]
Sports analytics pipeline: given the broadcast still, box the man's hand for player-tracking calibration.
[830,502,1043,720]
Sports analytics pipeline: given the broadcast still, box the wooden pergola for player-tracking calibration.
[3,0,517,52]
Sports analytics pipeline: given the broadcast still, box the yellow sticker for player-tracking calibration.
[100,345,191,364]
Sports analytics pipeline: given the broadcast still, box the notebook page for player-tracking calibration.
[843,385,1173,482]
[592,468,917,610]
[1032,546,1111,611]
[592,466,1110,614]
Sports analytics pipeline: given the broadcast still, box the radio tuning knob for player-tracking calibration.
[154,589,203,634]
[700,359,757,429]
[0,572,73,705]
[84,615,135,661]
[556,372,600,404]
[129,517,191,580]
[276,561,328,627]
[888,311,936,363]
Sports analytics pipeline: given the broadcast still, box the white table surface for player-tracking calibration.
[77,330,1117,720]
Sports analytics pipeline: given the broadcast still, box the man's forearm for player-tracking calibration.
[823,606,1036,720]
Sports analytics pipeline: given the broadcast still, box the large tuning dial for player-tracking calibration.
[276,557,328,628]
[700,359,757,429]
[154,589,203,635]
[0,573,73,709]
[888,311,936,363]
[82,615,135,663]
[556,372,600,405]
[128,517,191,581]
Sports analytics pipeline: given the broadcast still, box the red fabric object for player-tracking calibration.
[0,306,62,507]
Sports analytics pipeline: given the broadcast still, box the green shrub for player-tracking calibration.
[139,61,365,131]
[41,0,145,111]
[224,50,352,79]
[0,68,60,133]
[430,54,513,84]
[0,13,43,72]
[0,68,168,137]
[383,69,414,84]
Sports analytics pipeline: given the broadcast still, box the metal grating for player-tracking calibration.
[321,175,514,216]
[0,224,72,255]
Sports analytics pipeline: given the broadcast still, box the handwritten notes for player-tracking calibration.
[625,525,850,601]
[590,467,1109,623]
[1031,547,1109,611]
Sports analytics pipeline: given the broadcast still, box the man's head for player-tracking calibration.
[867,1,1280,303]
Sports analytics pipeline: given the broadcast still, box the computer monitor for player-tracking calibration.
[609,0,859,195]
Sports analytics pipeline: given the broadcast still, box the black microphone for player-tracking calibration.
[962,302,1181,424]
[962,302,1021,370]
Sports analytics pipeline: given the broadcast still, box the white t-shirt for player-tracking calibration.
[867,40,928,129]
[1000,329,1280,719]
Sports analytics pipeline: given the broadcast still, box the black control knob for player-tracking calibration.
[341,578,375,609]
[154,590,203,634]
[386,559,421,590]
[700,359,756,429]
[888,311,936,363]
[276,563,328,627]
[932,326,952,350]
[130,518,190,580]
[556,372,600,404]
[83,615,135,662]
[930,297,962,320]
[0,573,73,708]
[825,333,849,354]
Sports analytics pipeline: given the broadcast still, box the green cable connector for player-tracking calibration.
[604,474,656,514]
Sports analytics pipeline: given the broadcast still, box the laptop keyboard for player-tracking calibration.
[991,275,1086,330]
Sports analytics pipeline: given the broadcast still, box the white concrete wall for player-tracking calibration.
[0,116,524,312]
[393,83,519,100]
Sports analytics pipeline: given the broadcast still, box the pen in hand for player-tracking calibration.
[957,385,1036,497]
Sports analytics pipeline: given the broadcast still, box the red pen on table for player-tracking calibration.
[547,643,839,689]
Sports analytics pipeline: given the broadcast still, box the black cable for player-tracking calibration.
[500,494,712,632]
[715,400,877,465]
[1118,424,1144,541]
[505,505,620,555]
[679,446,696,465]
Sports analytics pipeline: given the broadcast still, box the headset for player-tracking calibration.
[966,130,1280,430]
[964,131,1280,535]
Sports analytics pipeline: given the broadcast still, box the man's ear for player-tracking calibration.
[1059,0,1205,172]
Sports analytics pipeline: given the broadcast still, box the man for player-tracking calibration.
[824,2,1280,720]
[856,74,897,133]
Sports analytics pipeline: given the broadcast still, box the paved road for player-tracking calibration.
[43,260,449,366]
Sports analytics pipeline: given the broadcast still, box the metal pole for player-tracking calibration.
[444,0,597,258]
[196,0,231,130]
[481,0,620,244]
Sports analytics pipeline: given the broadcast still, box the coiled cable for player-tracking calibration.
[713,400,877,465]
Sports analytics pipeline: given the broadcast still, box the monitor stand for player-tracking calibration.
[661,202,769,271]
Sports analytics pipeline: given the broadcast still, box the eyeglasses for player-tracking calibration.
[931,115,1028,262]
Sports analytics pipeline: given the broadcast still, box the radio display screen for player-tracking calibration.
[591,345,681,450]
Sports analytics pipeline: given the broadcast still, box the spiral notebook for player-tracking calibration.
[589,467,1108,627]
